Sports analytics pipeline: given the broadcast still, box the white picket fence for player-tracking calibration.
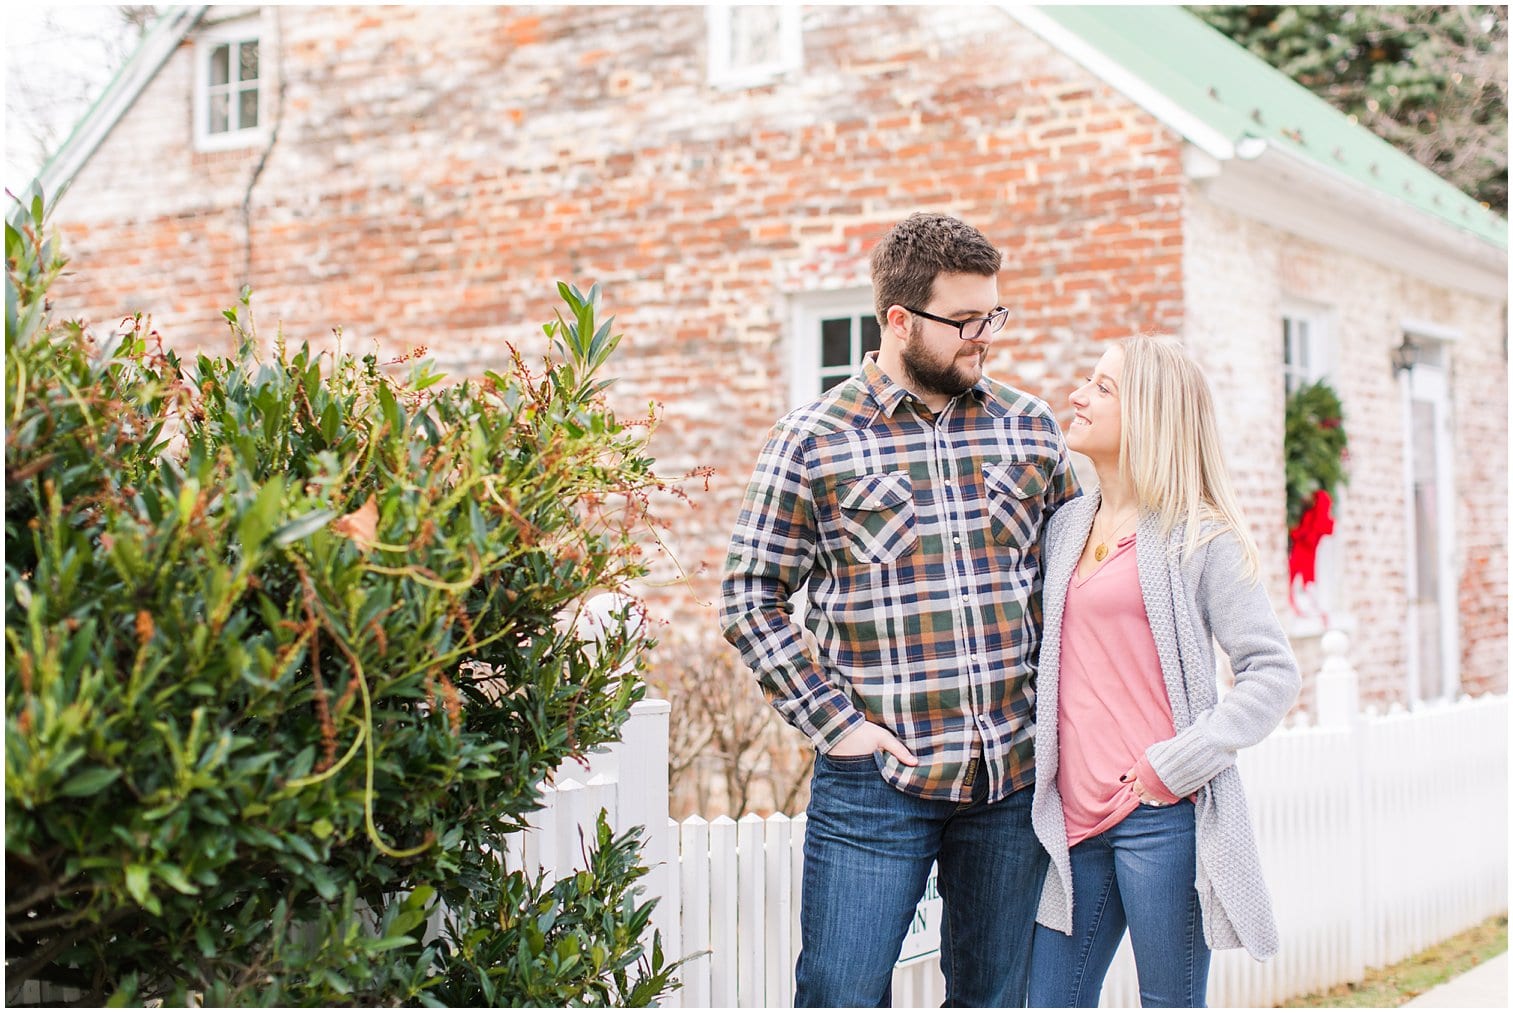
[534,633,1508,1008]
[13,635,1504,1007]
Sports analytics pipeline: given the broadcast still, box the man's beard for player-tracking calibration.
[902,332,984,400]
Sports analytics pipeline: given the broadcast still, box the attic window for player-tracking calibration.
[195,21,264,150]
[707,4,802,89]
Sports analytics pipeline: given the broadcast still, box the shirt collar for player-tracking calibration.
[860,353,992,419]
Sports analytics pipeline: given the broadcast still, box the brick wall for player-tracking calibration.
[47,5,1501,706]
[1185,194,1508,705]
[50,3,1186,630]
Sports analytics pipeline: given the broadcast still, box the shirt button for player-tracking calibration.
[953,536,961,544]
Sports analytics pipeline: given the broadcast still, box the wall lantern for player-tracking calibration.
[1390,335,1421,375]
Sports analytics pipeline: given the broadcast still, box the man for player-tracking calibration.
[720,212,1079,1006]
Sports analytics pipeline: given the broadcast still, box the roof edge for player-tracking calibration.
[1008,4,1506,256]
[1004,4,1238,161]
[8,6,208,230]
[1202,143,1507,298]
[1255,138,1508,255]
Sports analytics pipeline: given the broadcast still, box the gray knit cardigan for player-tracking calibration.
[1030,491,1301,960]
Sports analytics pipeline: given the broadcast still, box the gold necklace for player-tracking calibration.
[1092,505,1138,562]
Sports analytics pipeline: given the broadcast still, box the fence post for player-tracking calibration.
[1315,630,1360,730]
[1314,630,1367,983]
[576,593,680,972]
[618,698,676,969]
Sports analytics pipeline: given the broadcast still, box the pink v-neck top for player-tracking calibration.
[1056,532,1180,846]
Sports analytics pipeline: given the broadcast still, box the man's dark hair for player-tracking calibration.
[870,212,1002,327]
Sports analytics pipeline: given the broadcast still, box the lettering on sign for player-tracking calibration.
[896,865,941,965]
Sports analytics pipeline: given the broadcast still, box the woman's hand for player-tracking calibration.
[1120,764,1160,804]
[829,723,919,766]
[1120,762,1180,806]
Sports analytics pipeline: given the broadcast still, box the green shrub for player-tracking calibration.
[4,197,679,1006]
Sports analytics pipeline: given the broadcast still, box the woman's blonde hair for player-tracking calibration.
[1117,336,1261,581]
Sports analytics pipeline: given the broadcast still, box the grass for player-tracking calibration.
[1279,913,1508,1007]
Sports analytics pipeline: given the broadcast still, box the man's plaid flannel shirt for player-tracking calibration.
[720,358,1079,802]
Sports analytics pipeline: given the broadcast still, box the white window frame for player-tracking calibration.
[788,289,880,409]
[1280,302,1344,636]
[785,289,882,628]
[707,4,803,90]
[1282,304,1336,397]
[193,15,267,152]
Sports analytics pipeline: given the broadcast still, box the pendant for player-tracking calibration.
[1094,543,1109,562]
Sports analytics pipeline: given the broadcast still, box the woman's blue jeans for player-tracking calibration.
[1028,800,1211,1008]
[793,750,1047,1008]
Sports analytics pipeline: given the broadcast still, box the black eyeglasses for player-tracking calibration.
[903,305,1010,341]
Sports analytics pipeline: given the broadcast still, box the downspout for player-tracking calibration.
[239,6,286,295]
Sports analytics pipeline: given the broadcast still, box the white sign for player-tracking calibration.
[896,864,942,966]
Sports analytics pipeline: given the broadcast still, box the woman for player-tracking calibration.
[1027,337,1301,1007]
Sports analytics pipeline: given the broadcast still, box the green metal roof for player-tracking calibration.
[1023,5,1507,249]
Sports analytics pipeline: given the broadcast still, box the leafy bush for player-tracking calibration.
[4,198,679,1006]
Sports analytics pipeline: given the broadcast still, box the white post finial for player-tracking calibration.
[580,591,646,643]
[1316,629,1360,728]
[578,591,648,685]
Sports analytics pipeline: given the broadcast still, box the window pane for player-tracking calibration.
[1412,400,1436,482]
[861,316,881,356]
[730,5,783,66]
[238,87,259,129]
[208,93,229,134]
[1282,314,1320,395]
[1410,398,1438,596]
[210,44,230,86]
[821,318,851,368]
[1410,339,1445,369]
[239,41,259,83]
[1415,599,1442,698]
[821,372,849,392]
[1413,481,1439,600]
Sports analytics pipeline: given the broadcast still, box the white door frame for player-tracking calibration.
[1399,335,1460,702]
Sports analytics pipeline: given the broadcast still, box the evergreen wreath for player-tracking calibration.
[1284,379,1348,530]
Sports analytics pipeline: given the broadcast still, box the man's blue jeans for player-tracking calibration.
[1028,800,1211,1008]
[793,750,1047,1007]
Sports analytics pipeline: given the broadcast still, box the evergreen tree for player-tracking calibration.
[1191,5,1508,214]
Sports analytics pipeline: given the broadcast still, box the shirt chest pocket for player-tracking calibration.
[984,460,1048,548]
[833,471,917,565]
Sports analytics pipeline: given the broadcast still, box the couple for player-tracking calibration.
[719,212,1300,1007]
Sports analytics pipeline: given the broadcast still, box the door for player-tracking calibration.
[1402,344,1459,701]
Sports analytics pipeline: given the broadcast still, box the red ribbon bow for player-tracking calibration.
[1288,488,1334,617]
